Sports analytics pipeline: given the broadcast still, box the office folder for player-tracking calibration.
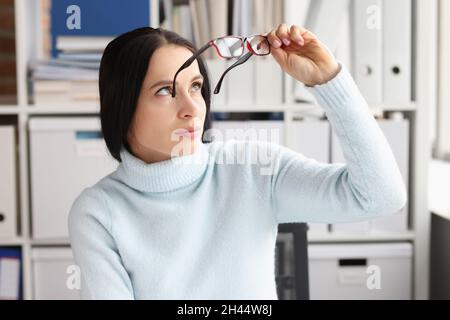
[284,0,311,26]
[32,247,80,299]
[335,5,352,74]
[309,243,412,299]
[0,247,21,300]
[292,0,349,103]
[212,120,285,145]
[382,0,412,105]
[207,58,228,106]
[227,59,255,105]
[0,126,17,239]
[29,117,118,239]
[351,0,383,105]
[50,0,151,57]
[306,0,350,53]
[254,58,283,106]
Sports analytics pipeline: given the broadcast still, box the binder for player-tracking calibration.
[382,0,412,104]
[335,4,352,74]
[29,117,118,239]
[292,0,349,103]
[212,120,285,145]
[32,248,80,299]
[0,126,17,239]
[289,120,331,234]
[254,58,283,106]
[351,0,383,105]
[226,59,255,105]
[308,243,412,299]
[0,247,21,300]
[206,58,228,106]
[283,0,311,26]
[50,0,152,57]
[306,0,350,53]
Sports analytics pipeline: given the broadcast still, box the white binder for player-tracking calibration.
[351,0,383,105]
[284,0,311,26]
[0,257,20,300]
[29,117,118,239]
[32,248,80,299]
[212,120,285,145]
[293,0,349,103]
[289,120,331,234]
[306,0,350,53]
[254,58,283,106]
[382,0,412,105]
[207,58,228,106]
[0,126,17,239]
[226,59,254,105]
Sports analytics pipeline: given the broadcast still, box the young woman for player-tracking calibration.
[69,24,407,299]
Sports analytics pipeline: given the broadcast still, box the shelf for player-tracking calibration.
[308,231,416,243]
[0,238,26,246]
[26,105,100,115]
[30,238,71,246]
[0,106,21,114]
[0,103,416,116]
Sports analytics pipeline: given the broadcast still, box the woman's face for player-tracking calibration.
[127,44,207,163]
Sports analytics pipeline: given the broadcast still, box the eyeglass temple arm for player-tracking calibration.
[171,42,212,98]
[214,52,253,94]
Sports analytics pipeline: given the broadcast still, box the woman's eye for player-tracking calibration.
[192,81,203,91]
[156,86,172,96]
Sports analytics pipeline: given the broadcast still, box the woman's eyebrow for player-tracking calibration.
[149,74,204,90]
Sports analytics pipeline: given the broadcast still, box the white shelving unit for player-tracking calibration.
[0,0,435,299]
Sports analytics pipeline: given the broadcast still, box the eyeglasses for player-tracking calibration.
[171,35,271,98]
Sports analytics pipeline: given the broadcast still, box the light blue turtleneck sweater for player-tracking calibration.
[68,64,407,299]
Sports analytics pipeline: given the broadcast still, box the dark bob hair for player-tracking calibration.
[99,27,212,162]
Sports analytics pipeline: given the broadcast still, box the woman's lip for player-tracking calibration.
[175,129,202,137]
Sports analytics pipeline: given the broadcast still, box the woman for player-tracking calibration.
[69,24,407,299]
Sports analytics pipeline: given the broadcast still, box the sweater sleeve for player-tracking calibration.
[271,63,407,224]
[68,188,134,299]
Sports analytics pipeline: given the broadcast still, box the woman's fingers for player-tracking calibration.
[267,28,282,48]
[275,23,291,46]
[267,24,314,49]
[289,25,305,46]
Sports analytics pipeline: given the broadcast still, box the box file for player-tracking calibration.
[382,0,412,104]
[308,242,412,299]
[211,120,285,145]
[29,117,118,239]
[351,0,383,105]
[206,58,228,106]
[32,247,80,299]
[254,58,283,106]
[226,59,254,105]
[0,247,21,300]
[0,126,17,239]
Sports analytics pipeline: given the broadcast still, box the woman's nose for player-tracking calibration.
[177,93,199,119]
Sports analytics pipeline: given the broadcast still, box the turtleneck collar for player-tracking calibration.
[116,143,210,193]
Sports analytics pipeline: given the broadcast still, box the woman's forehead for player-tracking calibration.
[147,45,200,80]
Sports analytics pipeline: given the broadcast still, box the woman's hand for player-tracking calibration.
[266,24,341,87]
